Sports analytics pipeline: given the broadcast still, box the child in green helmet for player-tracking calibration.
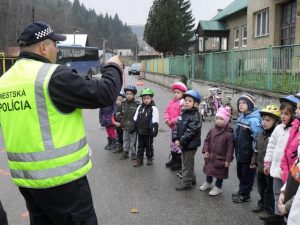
[133,88,159,167]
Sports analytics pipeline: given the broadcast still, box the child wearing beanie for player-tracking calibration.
[199,106,234,196]
[232,93,263,203]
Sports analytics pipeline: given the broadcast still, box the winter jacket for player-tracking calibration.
[264,124,290,179]
[114,104,123,123]
[119,99,139,131]
[281,119,300,182]
[287,185,300,225]
[172,107,202,151]
[234,109,262,162]
[165,98,184,129]
[251,127,275,173]
[133,101,159,137]
[202,125,234,179]
[99,105,115,127]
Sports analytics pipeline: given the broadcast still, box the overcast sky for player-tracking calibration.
[79,0,233,25]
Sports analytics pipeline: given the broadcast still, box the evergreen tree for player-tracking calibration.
[144,0,195,55]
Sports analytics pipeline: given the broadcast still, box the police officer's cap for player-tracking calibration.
[17,21,66,47]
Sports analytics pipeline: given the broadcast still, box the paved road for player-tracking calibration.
[0,72,264,225]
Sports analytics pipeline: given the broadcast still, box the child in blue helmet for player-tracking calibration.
[172,90,202,191]
[233,93,263,203]
[119,85,140,160]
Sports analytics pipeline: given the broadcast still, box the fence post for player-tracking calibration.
[209,52,213,81]
[230,50,235,85]
[267,45,273,90]
[191,53,195,79]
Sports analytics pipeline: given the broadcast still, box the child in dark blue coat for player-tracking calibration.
[173,90,202,191]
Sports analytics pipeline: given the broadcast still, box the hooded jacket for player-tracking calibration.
[133,101,159,137]
[280,119,300,182]
[119,99,139,131]
[202,125,234,179]
[172,107,202,151]
[264,124,291,179]
[251,126,275,173]
[165,98,184,129]
[235,109,262,162]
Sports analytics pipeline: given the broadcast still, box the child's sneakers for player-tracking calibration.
[209,187,222,196]
[120,152,129,160]
[199,182,212,191]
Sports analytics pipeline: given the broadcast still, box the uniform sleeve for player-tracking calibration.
[49,63,122,113]
[264,125,279,167]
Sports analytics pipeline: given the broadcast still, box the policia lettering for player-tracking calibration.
[0,89,31,112]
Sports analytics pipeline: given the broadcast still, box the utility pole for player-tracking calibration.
[73,27,79,45]
[102,39,107,64]
[32,5,35,22]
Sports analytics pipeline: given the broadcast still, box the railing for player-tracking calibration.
[0,53,17,76]
[142,45,300,93]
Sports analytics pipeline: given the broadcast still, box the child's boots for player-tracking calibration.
[107,138,117,150]
[104,137,112,149]
[165,152,175,168]
[170,153,182,171]
[133,158,143,167]
[113,143,123,153]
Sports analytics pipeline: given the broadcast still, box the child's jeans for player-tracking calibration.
[123,130,137,155]
[206,176,223,188]
[273,177,283,214]
[169,128,181,153]
[182,149,196,186]
[137,135,154,159]
[257,171,274,215]
[105,125,116,139]
[116,127,123,144]
[237,162,256,196]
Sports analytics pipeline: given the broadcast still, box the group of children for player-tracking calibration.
[99,81,300,225]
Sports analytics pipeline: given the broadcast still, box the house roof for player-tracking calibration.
[198,20,227,31]
[211,0,248,21]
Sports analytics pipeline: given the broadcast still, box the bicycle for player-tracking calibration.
[223,91,238,122]
[199,97,214,121]
[207,88,222,116]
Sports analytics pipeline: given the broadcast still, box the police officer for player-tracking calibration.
[0,21,123,225]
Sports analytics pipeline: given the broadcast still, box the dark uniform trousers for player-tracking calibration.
[237,162,256,195]
[19,176,98,225]
[257,171,275,214]
[137,135,153,160]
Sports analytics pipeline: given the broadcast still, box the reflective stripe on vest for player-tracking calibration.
[1,61,91,188]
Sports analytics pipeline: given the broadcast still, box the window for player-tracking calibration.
[242,26,247,47]
[234,28,239,48]
[255,9,269,37]
[199,37,203,52]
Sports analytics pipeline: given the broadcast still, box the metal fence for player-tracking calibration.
[142,45,300,93]
[0,53,17,76]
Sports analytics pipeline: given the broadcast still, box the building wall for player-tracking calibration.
[247,0,299,48]
[225,10,248,50]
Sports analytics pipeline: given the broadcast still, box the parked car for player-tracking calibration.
[128,63,141,75]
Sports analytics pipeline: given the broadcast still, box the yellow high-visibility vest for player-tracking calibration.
[0,59,92,188]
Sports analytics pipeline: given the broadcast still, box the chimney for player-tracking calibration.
[217,9,223,13]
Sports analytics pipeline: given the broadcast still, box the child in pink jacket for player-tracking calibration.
[281,97,300,183]
[165,82,187,171]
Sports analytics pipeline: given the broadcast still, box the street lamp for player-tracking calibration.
[73,27,79,45]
